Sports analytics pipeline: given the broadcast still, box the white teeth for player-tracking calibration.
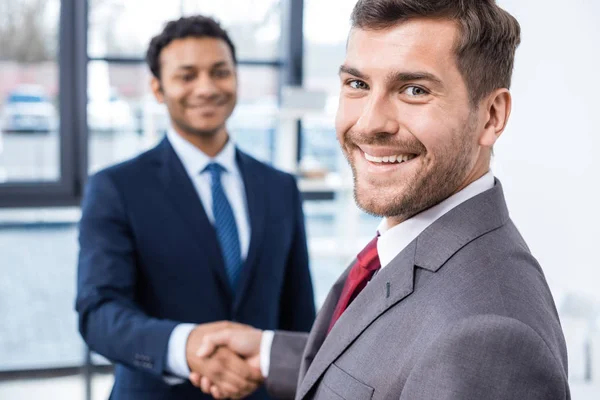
[363,152,416,164]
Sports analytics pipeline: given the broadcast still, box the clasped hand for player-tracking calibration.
[185,321,264,399]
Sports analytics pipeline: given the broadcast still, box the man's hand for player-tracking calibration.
[189,323,264,399]
[186,322,263,399]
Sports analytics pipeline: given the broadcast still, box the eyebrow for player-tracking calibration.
[388,71,444,87]
[175,61,230,71]
[339,65,369,80]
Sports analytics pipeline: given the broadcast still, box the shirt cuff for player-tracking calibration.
[164,323,197,383]
[259,330,275,378]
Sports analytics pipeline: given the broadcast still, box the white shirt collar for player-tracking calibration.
[166,129,238,177]
[377,171,495,269]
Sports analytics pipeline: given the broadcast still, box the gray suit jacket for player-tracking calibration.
[266,180,569,400]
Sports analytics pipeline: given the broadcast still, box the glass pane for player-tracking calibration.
[182,0,281,61]
[0,0,60,183]
[0,376,86,399]
[87,61,280,174]
[300,0,356,178]
[88,0,181,59]
[0,208,84,372]
[88,0,281,61]
[303,0,357,95]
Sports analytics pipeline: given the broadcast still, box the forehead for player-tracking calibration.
[159,37,234,70]
[346,19,459,78]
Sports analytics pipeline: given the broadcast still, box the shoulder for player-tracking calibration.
[402,315,569,399]
[87,141,163,191]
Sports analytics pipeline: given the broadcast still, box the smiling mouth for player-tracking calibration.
[188,104,222,109]
[363,151,418,164]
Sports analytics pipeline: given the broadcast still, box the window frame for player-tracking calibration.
[0,0,88,208]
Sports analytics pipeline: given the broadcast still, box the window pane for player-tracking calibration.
[182,0,281,61]
[88,0,281,61]
[0,208,83,372]
[0,0,60,183]
[300,0,357,178]
[87,61,279,174]
[303,0,357,95]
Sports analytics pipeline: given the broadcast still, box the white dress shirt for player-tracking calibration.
[164,129,251,382]
[259,171,495,377]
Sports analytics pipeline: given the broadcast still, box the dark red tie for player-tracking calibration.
[328,236,381,333]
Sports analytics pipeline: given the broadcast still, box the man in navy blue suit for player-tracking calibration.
[76,15,316,400]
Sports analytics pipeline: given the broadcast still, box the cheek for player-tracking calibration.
[164,86,188,106]
[401,105,453,154]
[335,98,362,140]
[218,78,237,96]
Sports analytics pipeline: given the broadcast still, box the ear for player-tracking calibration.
[479,88,511,148]
[150,76,164,104]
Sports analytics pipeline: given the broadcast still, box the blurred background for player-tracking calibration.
[0,0,598,398]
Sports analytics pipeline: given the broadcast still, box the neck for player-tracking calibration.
[173,125,229,157]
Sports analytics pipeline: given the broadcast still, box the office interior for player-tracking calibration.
[0,0,598,398]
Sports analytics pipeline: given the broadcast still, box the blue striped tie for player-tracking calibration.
[204,163,242,289]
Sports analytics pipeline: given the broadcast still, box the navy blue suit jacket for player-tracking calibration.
[76,138,316,400]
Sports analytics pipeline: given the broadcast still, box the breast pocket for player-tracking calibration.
[314,364,374,400]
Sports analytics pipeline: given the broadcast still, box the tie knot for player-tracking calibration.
[204,162,225,177]
[356,235,380,272]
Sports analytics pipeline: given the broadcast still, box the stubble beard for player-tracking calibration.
[346,113,479,222]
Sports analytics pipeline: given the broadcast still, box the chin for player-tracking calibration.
[188,124,225,137]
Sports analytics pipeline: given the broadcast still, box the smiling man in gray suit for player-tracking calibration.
[190,0,570,399]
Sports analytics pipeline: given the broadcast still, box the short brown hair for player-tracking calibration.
[351,0,521,104]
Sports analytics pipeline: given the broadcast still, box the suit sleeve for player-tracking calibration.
[75,171,178,377]
[266,331,310,400]
[277,176,316,332]
[400,315,569,400]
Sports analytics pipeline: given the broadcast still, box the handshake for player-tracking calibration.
[185,321,265,399]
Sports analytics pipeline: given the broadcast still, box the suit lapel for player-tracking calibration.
[297,241,417,400]
[233,150,267,311]
[298,265,350,383]
[297,179,511,400]
[154,138,232,296]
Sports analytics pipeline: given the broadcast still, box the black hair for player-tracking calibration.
[146,15,237,79]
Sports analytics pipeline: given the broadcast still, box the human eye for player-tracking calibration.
[179,74,195,82]
[213,69,232,79]
[403,85,429,97]
[347,79,369,90]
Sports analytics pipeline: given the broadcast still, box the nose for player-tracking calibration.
[192,72,219,98]
[354,93,399,137]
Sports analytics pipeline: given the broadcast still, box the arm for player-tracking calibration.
[76,171,177,377]
[278,176,316,332]
[266,330,310,400]
[400,315,569,399]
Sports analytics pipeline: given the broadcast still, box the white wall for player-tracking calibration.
[494,0,600,303]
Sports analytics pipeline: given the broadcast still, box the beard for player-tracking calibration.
[342,112,479,221]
